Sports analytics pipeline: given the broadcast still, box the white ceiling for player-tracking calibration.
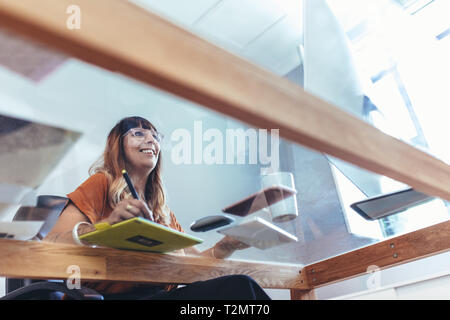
[130,0,304,75]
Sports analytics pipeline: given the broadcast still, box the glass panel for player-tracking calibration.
[293,0,450,261]
[0,0,448,267]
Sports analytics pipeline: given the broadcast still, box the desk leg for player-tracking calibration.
[290,289,317,300]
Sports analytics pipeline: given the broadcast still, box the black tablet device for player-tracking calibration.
[350,188,434,220]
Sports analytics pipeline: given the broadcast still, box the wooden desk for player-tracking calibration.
[0,239,308,296]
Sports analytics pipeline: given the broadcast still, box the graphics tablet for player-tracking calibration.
[79,217,203,253]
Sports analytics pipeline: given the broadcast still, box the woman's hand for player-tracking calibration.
[100,199,154,225]
[212,236,250,259]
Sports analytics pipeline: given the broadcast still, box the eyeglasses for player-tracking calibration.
[123,128,164,143]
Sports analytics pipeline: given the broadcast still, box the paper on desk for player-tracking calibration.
[0,221,44,240]
[218,217,298,250]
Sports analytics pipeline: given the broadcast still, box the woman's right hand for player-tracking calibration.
[100,199,154,225]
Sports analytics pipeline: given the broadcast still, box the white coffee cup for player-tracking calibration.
[260,171,298,222]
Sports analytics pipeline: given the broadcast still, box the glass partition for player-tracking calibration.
[0,0,448,267]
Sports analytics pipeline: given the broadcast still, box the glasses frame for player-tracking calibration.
[122,127,164,143]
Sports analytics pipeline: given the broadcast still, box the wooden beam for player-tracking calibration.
[0,0,449,200]
[302,220,450,288]
[0,239,307,290]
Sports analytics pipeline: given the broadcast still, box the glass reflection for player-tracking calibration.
[0,0,448,267]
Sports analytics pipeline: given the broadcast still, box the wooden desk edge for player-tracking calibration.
[0,239,308,290]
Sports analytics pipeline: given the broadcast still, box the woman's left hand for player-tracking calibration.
[212,236,250,259]
[221,235,251,250]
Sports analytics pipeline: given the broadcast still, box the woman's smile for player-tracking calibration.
[139,147,156,157]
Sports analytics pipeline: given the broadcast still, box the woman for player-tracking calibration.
[44,116,270,300]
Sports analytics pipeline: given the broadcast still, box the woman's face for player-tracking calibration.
[122,127,161,173]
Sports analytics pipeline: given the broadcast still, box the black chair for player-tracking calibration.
[1,195,103,300]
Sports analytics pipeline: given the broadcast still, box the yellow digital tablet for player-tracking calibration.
[79,217,203,253]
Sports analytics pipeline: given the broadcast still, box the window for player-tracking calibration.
[327,0,450,238]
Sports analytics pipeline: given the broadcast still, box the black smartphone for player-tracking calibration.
[350,188,434,220]
[222,185,297,217]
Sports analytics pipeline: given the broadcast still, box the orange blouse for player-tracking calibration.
[67,173,183,296]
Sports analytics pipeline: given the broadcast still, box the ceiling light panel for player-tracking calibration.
[194,0,287,49]
[242,16,303,74]
[130,0,219,26]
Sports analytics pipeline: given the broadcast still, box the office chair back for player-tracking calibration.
[12,195,68,240]
[5,195,68,295]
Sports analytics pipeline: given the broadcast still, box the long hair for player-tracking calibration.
[89,116,170,226]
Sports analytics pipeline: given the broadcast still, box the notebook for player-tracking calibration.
[79,217,203,253]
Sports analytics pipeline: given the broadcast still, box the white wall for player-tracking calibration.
[315,250,450,300]
[264,250,450,300]
[333,270,450,300]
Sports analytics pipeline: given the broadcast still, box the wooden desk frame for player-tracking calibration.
[0,0,449,299]
[0,239,307,289]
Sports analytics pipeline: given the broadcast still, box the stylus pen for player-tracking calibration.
[122,169,140,200]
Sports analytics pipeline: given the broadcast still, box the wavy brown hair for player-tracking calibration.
[89,116,170,226]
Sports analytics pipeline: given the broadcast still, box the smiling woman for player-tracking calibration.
[88,116,168,225]
[43,116,269,300]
